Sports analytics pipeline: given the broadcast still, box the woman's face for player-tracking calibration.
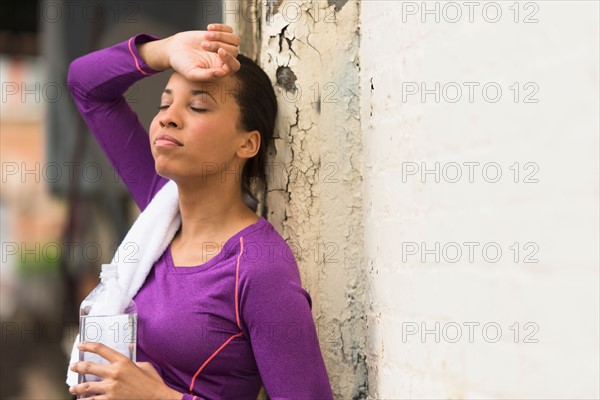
[149,72,253,184]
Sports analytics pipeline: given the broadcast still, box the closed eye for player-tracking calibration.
[157,105,207,112]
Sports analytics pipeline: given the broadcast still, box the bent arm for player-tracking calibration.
[67,34,168,210]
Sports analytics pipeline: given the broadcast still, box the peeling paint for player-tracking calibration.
[275,66,298,92]
[265,0,284,22]
[369,77,374,117]
[277,24,297,56]
[259,1,366,399]
[328,0,350,12]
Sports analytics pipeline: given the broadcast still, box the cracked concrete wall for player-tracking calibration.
[224,0,260,60]
[247,0,367,398]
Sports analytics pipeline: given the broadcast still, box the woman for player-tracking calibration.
[67,24,334,400]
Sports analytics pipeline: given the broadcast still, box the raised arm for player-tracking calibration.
[67,33,166,210]
[67,25,240,210]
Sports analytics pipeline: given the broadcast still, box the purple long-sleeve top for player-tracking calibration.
[67,34,334,400]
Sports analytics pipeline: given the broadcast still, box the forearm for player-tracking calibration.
[163,387,188,400]
[137,36,172,72]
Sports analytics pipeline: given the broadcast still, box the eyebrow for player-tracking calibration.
[162,88,217,103]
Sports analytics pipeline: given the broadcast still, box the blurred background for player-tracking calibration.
[1,1,223,397]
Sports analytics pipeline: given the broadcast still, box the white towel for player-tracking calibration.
[66,179,181,386]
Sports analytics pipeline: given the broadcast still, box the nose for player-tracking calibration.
[158,107,182,129]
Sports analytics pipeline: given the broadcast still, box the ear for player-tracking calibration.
[237,130,261,159]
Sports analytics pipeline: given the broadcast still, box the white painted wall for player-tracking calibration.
[359,1,599,398]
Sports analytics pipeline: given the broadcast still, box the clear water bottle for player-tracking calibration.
[78,264,137,387]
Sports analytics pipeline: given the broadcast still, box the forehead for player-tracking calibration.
[163,72,240,105]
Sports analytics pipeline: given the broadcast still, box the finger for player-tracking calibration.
[78,342,127,364]
[207,23,234,33]
[201,41,239,56]
[70,361,112,379]
[214,48,237,76]
[185,68,222,81]
[214,48,241,76]
[69,381,105,397]
[204,31,240,47]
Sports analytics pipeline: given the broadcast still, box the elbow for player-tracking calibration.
[66,56,87,102]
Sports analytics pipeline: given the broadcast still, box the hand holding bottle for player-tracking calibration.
[70,342,183,399]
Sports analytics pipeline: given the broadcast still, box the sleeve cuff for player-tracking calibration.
[127,33,161,76]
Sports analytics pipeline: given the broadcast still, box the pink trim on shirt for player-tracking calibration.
[235,236,244,330]
[188,236,246,394]
[188,332,244,393]
[127,37,151,76]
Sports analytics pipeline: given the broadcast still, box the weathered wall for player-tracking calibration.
[224,0,260,61]
[359,1,599,399]
[255,0,367,398]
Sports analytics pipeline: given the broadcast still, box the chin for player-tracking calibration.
[154,162,178,181]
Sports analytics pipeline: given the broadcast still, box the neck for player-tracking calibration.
[174,176,257,242]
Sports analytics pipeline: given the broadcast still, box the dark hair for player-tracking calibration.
[232,54,278,209]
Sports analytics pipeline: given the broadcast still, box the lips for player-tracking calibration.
[154,133,183,147]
